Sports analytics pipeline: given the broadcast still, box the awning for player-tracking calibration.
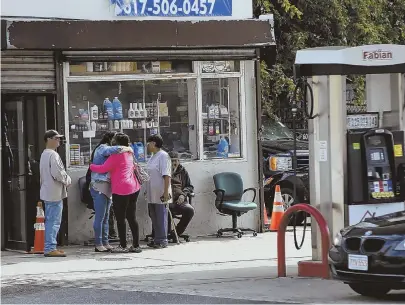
[2,19,275,51]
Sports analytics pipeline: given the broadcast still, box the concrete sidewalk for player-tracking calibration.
[1,231,311,286]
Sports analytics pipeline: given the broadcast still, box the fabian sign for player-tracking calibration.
[363,49,393,61]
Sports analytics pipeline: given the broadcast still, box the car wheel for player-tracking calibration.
[348,283,391,298]
[280,187,307,226]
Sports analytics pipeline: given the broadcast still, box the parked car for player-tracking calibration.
[329,211,405,298]
[261,116,310,224]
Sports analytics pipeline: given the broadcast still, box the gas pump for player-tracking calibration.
[293,44,405,261]
[347,123,405,224]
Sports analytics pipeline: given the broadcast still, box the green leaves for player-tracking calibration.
[254,0,405,110]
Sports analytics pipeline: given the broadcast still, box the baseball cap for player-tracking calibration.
[44,129,64,142]
[168,151,180,160]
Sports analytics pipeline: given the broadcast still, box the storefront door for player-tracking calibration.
[1,94,56,251]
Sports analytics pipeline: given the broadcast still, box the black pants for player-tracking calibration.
[112,191,140,248]
[167,203,195,235]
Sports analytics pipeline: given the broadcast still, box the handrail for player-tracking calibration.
[277,204,330,279]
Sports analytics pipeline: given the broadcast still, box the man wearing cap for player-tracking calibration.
[40,130,71,257]
[167,151,195,242]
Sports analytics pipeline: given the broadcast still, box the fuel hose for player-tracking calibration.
[293,77,317,120]
[291,77,315,250]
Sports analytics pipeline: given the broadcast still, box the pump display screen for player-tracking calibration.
[369,148,385,163]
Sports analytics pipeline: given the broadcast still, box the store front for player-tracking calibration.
[2,18,274,243]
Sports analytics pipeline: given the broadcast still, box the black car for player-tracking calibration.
[329,211,405,297]
[261,116,310,224]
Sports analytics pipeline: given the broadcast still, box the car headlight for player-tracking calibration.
[394,239,405,251]
[333,232,342,247]
[269,156,292,171]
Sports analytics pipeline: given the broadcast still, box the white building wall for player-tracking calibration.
[66,61,259,244]
[1,0,252,20]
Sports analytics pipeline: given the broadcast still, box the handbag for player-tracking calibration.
[134,161,150,185]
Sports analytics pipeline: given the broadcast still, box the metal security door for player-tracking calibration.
[1,95,53,251]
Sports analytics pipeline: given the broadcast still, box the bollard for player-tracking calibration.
[277,204,330,279]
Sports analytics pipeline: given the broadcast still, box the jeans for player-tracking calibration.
[112,192,140,248]
[90,188,112,246]
[44,200,63,254]
[148,203,168,246]
[168,203,195,235]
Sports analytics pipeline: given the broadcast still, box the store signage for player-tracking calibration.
[363,49,393,61]
[347,113,379,130]
[111,0,232,17]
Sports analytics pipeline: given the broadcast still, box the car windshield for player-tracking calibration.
[262,117,294,141]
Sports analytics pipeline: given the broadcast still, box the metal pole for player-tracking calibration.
[291,102,298,203]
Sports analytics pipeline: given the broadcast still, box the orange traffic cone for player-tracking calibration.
[31,201,45,254]
[269,185,285,232]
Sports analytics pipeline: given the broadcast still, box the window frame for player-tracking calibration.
[63,60,247,168]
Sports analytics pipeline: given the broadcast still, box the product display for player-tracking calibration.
[67,69,240,166]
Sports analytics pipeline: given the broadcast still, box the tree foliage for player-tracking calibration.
[255,0,405,113]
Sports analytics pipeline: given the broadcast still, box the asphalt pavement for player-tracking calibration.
[2,231,404,304]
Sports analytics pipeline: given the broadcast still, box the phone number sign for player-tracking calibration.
[112,0,232,17]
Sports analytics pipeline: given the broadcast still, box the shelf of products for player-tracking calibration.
[67,79,196,167]
[201,78,241,159]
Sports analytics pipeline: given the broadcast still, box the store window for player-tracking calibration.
[65,60,245,168]
[201,78,241,159]
[67,78,197,167]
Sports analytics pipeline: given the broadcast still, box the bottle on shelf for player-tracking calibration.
[114,120,120,129]
[91,121,97,131]
[104,98,114,120]
[134,103,140,118]
[91,105,99,121]
[215,121,220,135]
[209,121,215,136]
[214,104,220,119]
[128,103,135,119]
[128,119,134,129]
[139,103,145,118]
[98,105,104,119]
[112,97,123,120]
[208,104,215,119]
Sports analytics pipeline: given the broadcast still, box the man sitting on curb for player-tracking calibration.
[168,151,195,242]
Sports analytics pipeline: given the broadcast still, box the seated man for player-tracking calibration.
[167,151,195,241]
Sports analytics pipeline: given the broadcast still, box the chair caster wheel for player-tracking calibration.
[185,237,190,242]
[253,232,258,237]
[237,233,242,238]
[216,232,222,238]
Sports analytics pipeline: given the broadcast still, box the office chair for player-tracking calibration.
[144,192,195,243]
[213,172,258,238]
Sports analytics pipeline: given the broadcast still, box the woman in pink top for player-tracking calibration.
[90,133,142,253]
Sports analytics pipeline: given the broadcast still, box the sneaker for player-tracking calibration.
[111,245,129,253]
[44,250,66,257]
[95,245,109,252]
[128,246,142,253]
[103,244,114,251]
[152,243,168,249]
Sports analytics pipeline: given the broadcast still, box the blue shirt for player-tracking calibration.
[91,144,124,183]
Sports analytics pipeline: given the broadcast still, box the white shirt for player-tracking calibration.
[40,149,71,201]
[146,150,172,204]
